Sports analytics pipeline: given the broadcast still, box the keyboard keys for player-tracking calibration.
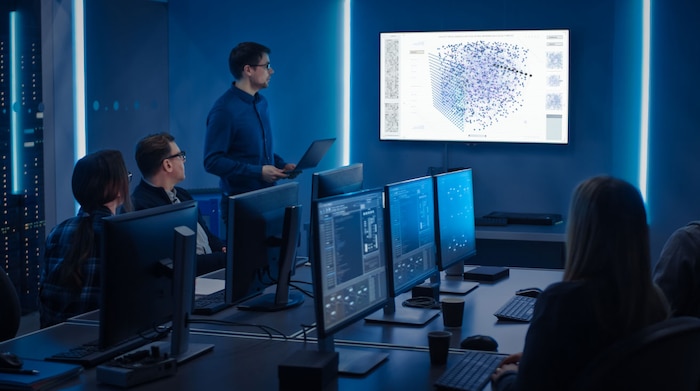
[193,290,229,315]
[435,350,507,391]
[493,295,536,322]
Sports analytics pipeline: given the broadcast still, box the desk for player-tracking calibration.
[1,267,562,390]
[0,324,464,390]
[314,267,563,354]
[473,224,566,268]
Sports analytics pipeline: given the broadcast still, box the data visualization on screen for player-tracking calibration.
[313,189,389,336]
[385,176,438,296]
[380,29,569,144]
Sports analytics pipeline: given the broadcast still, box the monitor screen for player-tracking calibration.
[433,168,477,272]
[308,163,364,265]
[311,163,364,201]
[101,201,198,349]
[380,29,569,144]
[384,176,438,296]
[225,182,301,310]
[311,188,389,338]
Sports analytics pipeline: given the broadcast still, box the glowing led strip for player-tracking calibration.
[73,0,86,162]
[638,0,650,202]
[342,0,351,165]
[10,11,21,195]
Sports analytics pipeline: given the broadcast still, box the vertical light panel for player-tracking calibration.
[639,0,650,202]
[73,0,86,161]
[10,11,21,195]
[342,0,351,165]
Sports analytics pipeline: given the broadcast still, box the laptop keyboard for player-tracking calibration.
[434,350,508,391]
[193,289,230,315]
[493,295,536,322]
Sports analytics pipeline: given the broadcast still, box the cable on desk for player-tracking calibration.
[188,319,289,340]
[299,323,316,343]
[402,296,441,309]
[289,282,314,298]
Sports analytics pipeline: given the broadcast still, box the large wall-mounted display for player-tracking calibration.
[380,29,569,144]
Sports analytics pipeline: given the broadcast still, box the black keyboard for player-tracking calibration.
[493,295,536,322]
[46,336,154,368]
[434,350,508,391]
[193,289,230,315]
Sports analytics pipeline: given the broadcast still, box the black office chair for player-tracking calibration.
[572,316,700,391]
[0,269,21,342]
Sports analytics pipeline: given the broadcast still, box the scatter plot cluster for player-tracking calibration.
[383,39,401,134]
[547,74,563,87]
[428,41,531,132]
[546,93,563,111]
[546,51,564,69]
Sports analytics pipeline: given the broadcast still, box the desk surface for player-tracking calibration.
[3,266,562,390]
[0,325,470,391]
[318,267,562,354]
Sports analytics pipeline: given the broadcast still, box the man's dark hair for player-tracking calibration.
[135,132,175,179]
[228,41,271,80]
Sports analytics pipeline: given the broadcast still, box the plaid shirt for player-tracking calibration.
[38,207,112,328]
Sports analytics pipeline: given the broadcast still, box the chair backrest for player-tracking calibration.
[572,316,700,391]
[0,269,21,342]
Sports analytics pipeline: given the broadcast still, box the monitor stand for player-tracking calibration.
[438,264,480,295]
[237,290,304,311]
[150,340,214,364]
[364,299,440,326]
[319,336,388,376]
[166,226,215,363]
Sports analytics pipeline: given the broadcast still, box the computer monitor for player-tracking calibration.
[365,176,441,325]
[165,225,214,362]
[308,163,364,266]
[311,163,364,201]
[433,168,480,294]
[101,201,212,362]
[311,188,390,374]
[225,182,304,311]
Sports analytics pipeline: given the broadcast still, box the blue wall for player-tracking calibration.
[79,0,700,261]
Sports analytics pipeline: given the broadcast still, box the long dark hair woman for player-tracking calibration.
[491,175,669,391]
[39,150,132,328]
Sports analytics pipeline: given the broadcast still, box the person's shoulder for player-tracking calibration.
[666,222,700,247]
[539,280,590,302]
[174,186,193,200]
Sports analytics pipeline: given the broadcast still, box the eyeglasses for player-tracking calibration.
[164,150,186,162]
[249,62,271,70]
[128,172,133,183]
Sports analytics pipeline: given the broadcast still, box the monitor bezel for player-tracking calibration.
[100,201,198,349]
[310,188,390,339]
[433,168,477,272]
[384,175,439,297]
[225,182,300,308]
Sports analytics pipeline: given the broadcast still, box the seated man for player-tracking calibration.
[653,221,700,317]
[133,132,225,275]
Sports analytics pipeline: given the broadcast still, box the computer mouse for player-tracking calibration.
[460,335,498,352]
[516,287,543,298]
[0,352,23,369]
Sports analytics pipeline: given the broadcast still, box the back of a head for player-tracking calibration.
[72,150,130,213]
[564,176,666,331]
[565,175,649,281]
[229,41,270,80]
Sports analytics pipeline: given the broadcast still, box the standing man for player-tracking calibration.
[133,132,226,276]
[204,42,295,226]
